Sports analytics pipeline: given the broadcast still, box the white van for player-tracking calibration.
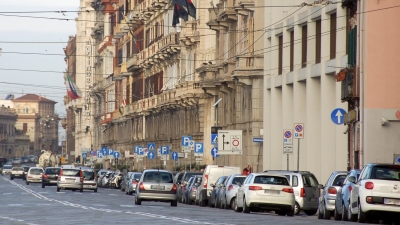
[197,165,240,207]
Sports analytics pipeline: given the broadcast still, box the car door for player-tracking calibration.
[351,166,369,212]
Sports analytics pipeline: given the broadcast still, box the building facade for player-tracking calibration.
[0,105,18,157]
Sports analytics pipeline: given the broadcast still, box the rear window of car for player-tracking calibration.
[3,165,12,169]
[83,171,95,180]
[302,174,319,188]
[45,168,60,174]
[371,166,400,181]
[231,177,246,185]
[23,167,30,172]
[332,174,347,186]
[133,174,142,179]
[143,172,173,183]
[253,176,289,185]
[176,173,184,181]
[12,167,24,171]
[30,169,43,175]
[62,169,80,177]
[184,173,202,181]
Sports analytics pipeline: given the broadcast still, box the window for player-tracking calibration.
[143,171,173,183]
[301,25,308,68]
[315,19,321,64]
[290,31,294,72]
[371,166,400,181]
[24,107,29,113]
[126,41,131,58]
[330,13,337,59]
[61,169,80,177]
[117,48,123,65]
[107,90,115,112]
[126,84,130,104]
[292,175,298,187]
[23,123,27,133]
[253,176,289,186]
[278,35,283,75]
[302,174,319,187]
[332,175,347,186]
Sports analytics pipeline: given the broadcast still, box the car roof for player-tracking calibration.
[144,169,171,173]
[29,167,43,170]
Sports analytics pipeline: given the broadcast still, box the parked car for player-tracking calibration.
[57,168,83,192]
[82,168,97,192]
[181,177,194,204]
[219,174,247,209]
[185,175,202,205]
[135,169,178,206]
[42,167,61,188]
[13,158,22,164]
[264,170,321,215]
[2,165,12,175]
[333,169,361,221]
[197,165,241,207]
[317,171,347,220]
[348,164,400,223]
[126,172,142,195]
[6,159,13,165]
[209,176,228,207]
[10,166,25,180]
[176,172,203,203]
[28,155,38,163]
[235,173,295,216]
[26,167,44,185]
[21,156,30,163]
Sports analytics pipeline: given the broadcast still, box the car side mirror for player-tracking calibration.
[318,184,324,189]
[348,176,356,183]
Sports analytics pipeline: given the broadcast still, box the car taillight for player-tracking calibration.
[80,170,83,182]
[59,170,63,176]
[282,188,293,193]
[139,182,145,190]
[43,174,48,179]
[348,186,352,192]
[365,182,374,190]
[10,172,12,175]
[249,186,262,191]
[58,170,63,181]
[328,187,337,194]
[171,184,177,192]
[132,181,138,185]
[203,174,208,188]
[228,185,234,191]
[28,176,33,178]
[300,188,306,197]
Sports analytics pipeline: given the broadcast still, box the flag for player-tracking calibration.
[4,94,11,100]
[172,0,196,19]
[133,36,140,52]
[65,74,82,100]
[172,4,188,27]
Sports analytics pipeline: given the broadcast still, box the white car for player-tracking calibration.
[13,158,22,164]
[26,167,44,185]
[2,165,12,175]
[235,173,295,216]
[348,164,400,224]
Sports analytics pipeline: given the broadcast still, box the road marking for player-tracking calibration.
[38,192,48,194]
[108,194,117,196]
[8,204,23,206]
[92,204,106,206]
[120,205,136,207]
[3,193,12,195]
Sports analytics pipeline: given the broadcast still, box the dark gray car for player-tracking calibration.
[176,172,202,203]
[333,169,361,221]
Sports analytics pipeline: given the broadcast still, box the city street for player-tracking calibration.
[0,177,350,225]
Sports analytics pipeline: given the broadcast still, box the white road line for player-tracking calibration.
[8,204,23,206]
[92,204,106,206]
[108,194,117,196]
[120,205,136,207]
[37,192,48,194]
[3,193,12,195]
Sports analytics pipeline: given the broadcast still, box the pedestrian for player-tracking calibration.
[241,168,248,175]
[247,165,252,174]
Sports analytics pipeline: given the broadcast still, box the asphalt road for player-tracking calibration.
[0,177,353,225]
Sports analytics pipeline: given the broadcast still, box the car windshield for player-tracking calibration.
[302,174,319,188]
[62,169,80,177]
[12,167,24,171]
[143,172,173,183]
[371,166,400,181]
[332,174,347,186]
[83,171,95,180]
[231,177,246,185]
[253,175,289,185]
[46,168,60,174]
[3,165,12,169]
[30,169,43,175]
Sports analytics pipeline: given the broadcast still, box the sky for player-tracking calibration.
[0,0,80,141]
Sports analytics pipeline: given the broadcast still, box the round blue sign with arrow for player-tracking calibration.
[147,151,155,160]
[211,147,219,158]
[396,157,400,164]
[331,108,347,125]
[171,152,179,161]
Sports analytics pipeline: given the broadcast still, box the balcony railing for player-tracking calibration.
[341,68,359,102]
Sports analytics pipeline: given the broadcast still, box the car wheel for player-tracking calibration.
[294,202,300,215]
[230,198,236,210]
[10,177,13,180]
[26,181,29,185]
[333,204,342,221]
[94,189,97,193]
[341,202,348,221]
[287,209,294,217]
[135,196,142,205]
[171,201,178,207]
[233,197,242,212]
[357,202,367,223]
[322,201,331,219]
[200,199,206,207]
[41,184,45,188]
[348,204,357,222]
[57,188,60,192]
[242,197,250,213]
[129,191,133,196]
[317,204,324,219]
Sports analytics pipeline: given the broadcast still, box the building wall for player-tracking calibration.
[263,1,348,182]
[363,0,400,165]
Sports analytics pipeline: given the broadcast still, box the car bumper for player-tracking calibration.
[246,194,294,210]
[43,180,58,185]
[11,175,24,178]
[83,184,97,190]
[326,198,336,211]
[27,178,42,183]
[57,182,83,190]
[297,197,319,210]
[189,191,197,200]
[138,191,178,201]
[362,197,400,214]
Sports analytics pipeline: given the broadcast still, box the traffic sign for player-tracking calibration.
[194,142,204,156]
[82,152,87,158]
[161,154,169,161]
[113,152,121,159]
[195,157,203,162]
[331,108,346,125]
[253,137,263,143]
[211,147,219,158]
[211,134,218,145]
[171,152,179,161]
[160,146,170,155]
[147,151,155,160]
[189,140,195,151]
[108,148,115,156]
[294,123,304,139]
[97,151,103,159]
[137,146,144,155]
[181,136,192,146]
[283,145,293,154]
[102,147,108,156]
[217,130,243,154]
[283,129,293,145]
[147,143,156,151]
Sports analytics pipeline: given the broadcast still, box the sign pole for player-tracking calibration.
[287,154,289,170]
[185,153,187,172]
[190,152,192,172]
[297,139,300,172]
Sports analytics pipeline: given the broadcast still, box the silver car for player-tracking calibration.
[126,172,142,195]
[26,167,44,184]
[2,165,12,175]
[219,174,247,209]
[57,168,83,192]
[82,169,97,192]
[135,170,178,206]
[317,171,347,220]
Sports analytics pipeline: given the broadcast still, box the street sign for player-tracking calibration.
[113,152,121,159]
[102,147,108,156]
[283,145,293,154]
[82,152,87,158]
[211,134,218,145]
[283,130,293,145]
[217,130,243,154]
[181,136,192,146]
[137,146,144,155]
[161,154,169,161]
[125,151,130,158]
[147,143,156,151]
[171,152,179,161]
[108,148,115,156]
[194,142,204,156]
[189,140,195,151]
[294,123,304,139]
[195,157,203,163]
[97,151,103,159]
[211,147,219,158]
[331,108,347,125]
[253,137,263,143]
[160,146,170,155]
[147,151,155,160]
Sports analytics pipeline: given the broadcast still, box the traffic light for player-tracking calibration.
[211,126,222,134]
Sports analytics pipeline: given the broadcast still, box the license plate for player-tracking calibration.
[15,175,20,176]
[384,198,400,205]
[151,185,165,190]
[264,190,280,194]
[67,178,76,182]
[310,197,317,202]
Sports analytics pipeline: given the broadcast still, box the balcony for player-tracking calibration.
[127,54,140,72]
[0,134,8,143]
[341,68,359,102]
[232,55,264,85]
[100,112,113,125]
[113,23,127,39]
[180,21,200,46]
[138,33,180,68]
[234,0,255,16]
